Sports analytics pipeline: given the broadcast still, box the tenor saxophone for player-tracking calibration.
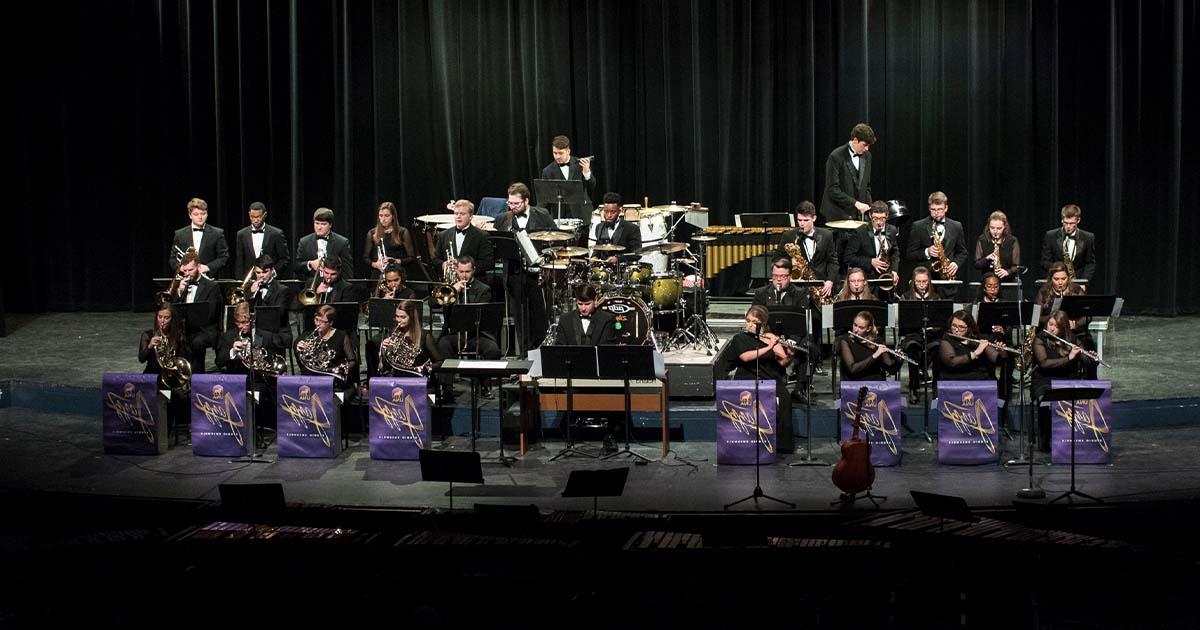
[930,226,956,279]
[784,240,833,306]
[1062,234,1075,281]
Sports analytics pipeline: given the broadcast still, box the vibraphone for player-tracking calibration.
[701,226,793,279]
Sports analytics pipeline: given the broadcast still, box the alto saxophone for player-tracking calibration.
[1062,234,1075,281]
[991,239,1003,275]
[784,240,833,306]
[930,226,956,279]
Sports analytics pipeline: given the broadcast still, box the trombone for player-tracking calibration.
[228,265,257,305]
[172,245,214,281]
[298,256,325,306]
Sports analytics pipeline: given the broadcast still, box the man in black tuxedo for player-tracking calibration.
[235,202,291,280]
[293,207,354,280]
[433,200,495,280]
[590,192,642,263]
[906,191,968,298]
[1040,203,1097,286]
[312,257,366,305]
[215,303,287,375]
[494,182,557,355]
[552,285,618,346]
[819,123,876,223]
[775,201,838,300]
[752,258,808,308]
[169,252,224,373]
[435,256,501,398]
[169,197,229,276]
[244,255,293,349]
[539,135,596,220]
[844,201,900,300]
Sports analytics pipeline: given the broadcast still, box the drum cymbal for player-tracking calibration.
[826,219,868,230]
[638,241,688,254]
[690,235,718,242]
[415,213,456,225]
[435,223,455,230]
[528,230,574,242]
[675,257,697,264]
[549,246,588,257]
[592,243,627,252]
[542,261,571,270]
[647,204,692,214]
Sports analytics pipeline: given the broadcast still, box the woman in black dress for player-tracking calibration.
[899,266,940,404]
[725,304,797,453]
[137,303,190,433]
[938,310,1000,381]
[835,310,896,381]
[363,201,419,280]
[1032,309,1084,452]
[296,304,359,390]
[974,211,1021,280]
[378,300,442,380]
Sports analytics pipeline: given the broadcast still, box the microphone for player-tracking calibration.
[1014,265,1030,276]
[577,155,596,162]
[754,322,763,337]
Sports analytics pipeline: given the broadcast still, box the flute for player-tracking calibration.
[945,332,1022,355]
[1042,331,1111,368]
[847,331,919,366]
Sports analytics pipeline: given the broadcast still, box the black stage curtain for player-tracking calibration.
[12,0,1199,315]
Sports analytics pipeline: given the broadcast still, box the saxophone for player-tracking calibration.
[784,240,833,306]
[379,325,431,377]
[991,239,1003,275]
[930,225,956,279]
[1015,325,1037,373]
[294,329,349,384]
[152,334,192,391]
[1062,234,1075,281]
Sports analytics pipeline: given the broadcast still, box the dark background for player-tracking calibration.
[11,0,1199,315]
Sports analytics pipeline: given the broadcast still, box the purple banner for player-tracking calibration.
[716,380,777,465]
[276,376,342,458]
[1047,379,1113,465]
[937,380,1000,465]
[190,374,252,457]
[368,378,430,460]
[839,381,903,467]
[101,373,167,455]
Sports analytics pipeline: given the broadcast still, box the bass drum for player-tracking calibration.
[596,294,652,345]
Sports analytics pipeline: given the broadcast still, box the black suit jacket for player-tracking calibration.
[906,217,968,278]
[554,310,618,346]
[434,225,495,279]
[235,224,291,280]
[170,224,230,275]
[590,218,642,261]
[539,158,598,201]
[294,232,354,279]
[1040,228,1097,280]
[752,284,808,309]
[172,276,223,337]
[775,228,838,281]
[215,327,286,373]
[492,206,557,235]
[318,279,365,305]
[249,278,293,310]
[844,224,899,273]
[819,144,872,222]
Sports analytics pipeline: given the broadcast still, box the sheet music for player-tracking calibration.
[515,230,541,266]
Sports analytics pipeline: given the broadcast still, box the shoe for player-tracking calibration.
[908,392,920,406]
[813,366,826,376]
[602,434,618,454]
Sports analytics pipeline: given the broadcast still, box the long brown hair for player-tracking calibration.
[397,299,423,346]
[372,202,403,248]
[151,303,186,349]
[746,305,771,334]
[1045,310,1076,345]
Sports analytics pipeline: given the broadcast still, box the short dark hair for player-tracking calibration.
[178,252,200,268]
[507,182,530,200]
[313,207,335,223]
[383,264,405,279]
[913,265,931,277]
[249,201,266,212]
[795,201,817,217]
[552,135,571,150]
[456,255,475,269]
[851,123,877,145]
[869,200,889,215]
[575,284,598,302]
[321,258,340,271]
[254,254,275,270]
[602,192,622,205]
[1061,204,1082,219]
[772,257,793,270]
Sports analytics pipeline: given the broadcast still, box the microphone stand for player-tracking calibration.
[1008,266,1045,498]
[726,325,795,510]
[919,299,934,444]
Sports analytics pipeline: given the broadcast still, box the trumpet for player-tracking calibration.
[433,249,458,306]
[228,265,257,305]
[1042,330,1110,367]
[945,333,1022,355]
[847,331,919,366]
[298,256,325,306]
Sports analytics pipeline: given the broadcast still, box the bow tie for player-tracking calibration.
[605,222,617,230]
[580,315,590,320]
[874,230,884,236]
[456,228,468,235]
[192,227,204,232]
[559,162,571,169]
[251,228,264,234]
[1064,233,1076,240]
[315,235,329,241]
[933,220,945,226]
[801,233,815,240]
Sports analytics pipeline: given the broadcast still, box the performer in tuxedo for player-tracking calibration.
[973,211,1021,280]
[834,267,877,302]
[819,123,876,223]
[234,202,290,280]
[843,201,899,299]
[906,191,968,298]
[169,197,229,276]
[589,192,641,263]
[434,256,501,399]
[540,134,597,218]
[1032,310,1087,452]
[168,252,223,373]
[723,305,796,453]
[835,310,897,382]
[937,310,1000,381]
[1040,203,1097,286]
[552,285,618,346]
[294,207,354,280]
[215,303,286,375]
[432,200,495,280]
[137,302,191,432]
[494,182,556,354]
[312,257,366,305]
[363,201,419,281]
[899,266,940,404]
[752,258,808,308]
[775,201,838,300]
[245,254,293,347]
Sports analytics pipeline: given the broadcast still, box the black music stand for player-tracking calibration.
[931,279,963,301]
[1043,386,1105,504]
[490,233,527,355]
[968,281,1021,302]
[725,326,795,510]
[367,298,403,329]
[443,303,510,461]
[977,300,1037,451]
[911,491,979,532]
[419,448,485,511]
[561,467,629,513]
[541,345,600,461]
[1054,294,1117,322]
[897,299,954,443]
[829,300,887,394]
[597,345,656,463]
[768,307,823,467]
[867,277,896,301]
[533,179,589,222]
[299,302,360,334]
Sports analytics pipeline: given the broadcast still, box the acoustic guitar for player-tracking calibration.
[832,386,875,497]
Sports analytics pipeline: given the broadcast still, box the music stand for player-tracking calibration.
[767,307,823,467]
[561,467,629,513]
[968,281,1021,302]
[541,345,600,461]
[489,232,527,355]
[931,279,963,301]
[1053,294,1117,322]
[533,179,589,222]
[442,303,510,463]
[976,300,1036,447]
[367,298,403,329]
[911,491,979,533]
[867,277,896,301]
[419,449,485,511]
[896,299,955,443]
[299,302,360,334]
[597,345,657,463]
[1042,386,1105,504]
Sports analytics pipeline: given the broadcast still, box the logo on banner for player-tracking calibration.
[371,386,426,448]
[280,385,333,447]
[717,390,775,453]
[845,390,901,455]
[941,390,999,454]
[192,383,247,446]
[1054,399,1111,453]
[105,382,157,443]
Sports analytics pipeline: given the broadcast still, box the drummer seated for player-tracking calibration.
[592,192,641,263]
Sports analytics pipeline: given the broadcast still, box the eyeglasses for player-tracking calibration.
[506,201,524,208]
[950,323,968,331]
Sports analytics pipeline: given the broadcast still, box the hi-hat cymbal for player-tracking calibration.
[691,235,718,242]
[639,241,688,254]
[591,243,627,252]
[415,213,455,224]
[647,204,692,214]
[528,230,574,242]
[675,257,697,264]
[549,246,588,257]
[826,219,867,230]
[542,261,572,270]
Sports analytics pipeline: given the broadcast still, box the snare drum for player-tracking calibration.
[650,272,682,309]
[596,295,652,345]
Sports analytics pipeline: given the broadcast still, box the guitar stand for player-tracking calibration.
[832,488,887,509]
